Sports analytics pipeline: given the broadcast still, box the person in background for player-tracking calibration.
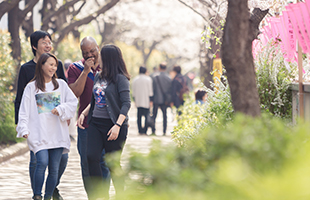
[63,59,72,78]
[195,89,207,105]
[170,65,188,110]
[132,66,153,135]
[14,30,68,200]
[77,44,131,199]
[67,36,110,196]
[151,63,172,136]
[16,53,78,200]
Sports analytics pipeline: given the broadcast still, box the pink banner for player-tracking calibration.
[263,25,273,40]
[300,3,310,48]
[306,0,310,13]
[279,15,293,61]
[286,4,309,53]
[282,11,297,55]
[289,3,310,53]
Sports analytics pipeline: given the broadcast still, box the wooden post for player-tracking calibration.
[297,0,304,119]
[298,44,304,119]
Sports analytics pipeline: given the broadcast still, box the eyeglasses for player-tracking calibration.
[41,41,53,46]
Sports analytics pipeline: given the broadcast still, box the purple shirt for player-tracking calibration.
[67,59,100,128]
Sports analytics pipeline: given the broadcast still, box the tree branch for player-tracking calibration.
[0,0,20,19]
[55,0,120,45]
[42,0,81,25]
[178,0,220,30]
[249,8,269,40]
[21,0,40,18]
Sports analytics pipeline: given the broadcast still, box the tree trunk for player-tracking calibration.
[221,0,268,117]
[199,42,212,88]
[8,6,22,92]
[200,15,222,89]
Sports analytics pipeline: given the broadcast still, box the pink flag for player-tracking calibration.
[279,15,294,61]
[286,4,309,53]
[289,3,310,53]
[300,3,310,48]
[282,11,297,56]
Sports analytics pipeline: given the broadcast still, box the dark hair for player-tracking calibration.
[139,66,147,74]
[100,44,130,83]
[30,31,52,56]
[195,89,207,101]
[172,65,181,74]
[159,63,167,70]
[33,53,59,92]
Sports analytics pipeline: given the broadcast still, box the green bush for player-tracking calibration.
[255,40,297,119]
[120,114,310,200]
[172,76,233,146]
[0,31,29,144]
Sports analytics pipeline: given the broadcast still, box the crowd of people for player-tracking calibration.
[132,63,197,136]
[14,30,206,200]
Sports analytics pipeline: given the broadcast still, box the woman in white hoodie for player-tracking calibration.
[16,53,78,200]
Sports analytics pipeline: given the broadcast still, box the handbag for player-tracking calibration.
[146,112,155,128]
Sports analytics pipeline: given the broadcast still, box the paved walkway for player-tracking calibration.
[0,107,177,200]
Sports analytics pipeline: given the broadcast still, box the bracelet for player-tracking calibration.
[115,122,122,127]
[81,113,86,117]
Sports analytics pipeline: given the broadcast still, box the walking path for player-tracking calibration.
[0,107,177,200]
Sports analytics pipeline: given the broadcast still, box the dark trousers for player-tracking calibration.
[152,104,168,134]
[86,117,128,199]
[137,107,149,134]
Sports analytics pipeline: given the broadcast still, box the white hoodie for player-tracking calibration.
[16,79,78,154]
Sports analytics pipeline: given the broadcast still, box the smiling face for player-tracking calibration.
[42,57,57,82]
[33,36,53,58]
[81,40,99,65]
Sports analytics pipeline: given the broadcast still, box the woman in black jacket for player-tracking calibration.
[77,44,131,199]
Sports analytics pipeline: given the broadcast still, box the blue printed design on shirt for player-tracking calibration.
[93,80,107,108]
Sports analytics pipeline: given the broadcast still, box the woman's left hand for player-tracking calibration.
[107,125,120,141]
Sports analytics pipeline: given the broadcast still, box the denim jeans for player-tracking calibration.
[34,148,63,199]
[29,151,68,194]
[77,127,110,193]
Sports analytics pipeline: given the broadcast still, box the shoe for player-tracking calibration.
[33,196,42,200]
[163,132,166,136]
[52,187,63,200]
[151,132,156,136]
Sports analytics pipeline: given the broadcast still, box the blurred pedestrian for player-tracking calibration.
[152,62,172,136]
[67,36,110,196]
[132,66,153,135]
[14,30,68,200]
[77,44,131,199]
[16,53,78,200]
[170,65,189,110]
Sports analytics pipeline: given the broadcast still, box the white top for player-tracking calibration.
[16,79,78,154]
[132,74,153,108]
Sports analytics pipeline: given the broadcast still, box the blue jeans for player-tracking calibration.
[29,151,68,193]
[77,127,110,192]
[34,148,63,199]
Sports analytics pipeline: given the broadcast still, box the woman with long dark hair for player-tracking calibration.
[16,53,78,200]
[77,44,131,199]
